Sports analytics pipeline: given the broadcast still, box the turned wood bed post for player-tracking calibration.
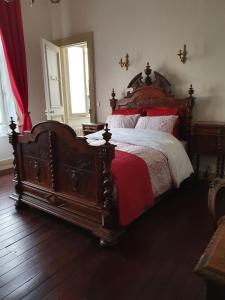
[8,118,23,209]
[109,89,117,112]
[187,84,195,155]
[101,124,115,217]
[99,124,117,245]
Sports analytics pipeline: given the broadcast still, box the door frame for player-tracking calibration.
[55,32,97,123]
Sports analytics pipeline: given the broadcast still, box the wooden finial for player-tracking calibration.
[9,117,17,133]
[102,123,112,144]
[110,89,117,111]
[9,117,18,146]
[145,62,152,85]
[111,88,116,99]
[8,117,23,210]
[188,84,194,97]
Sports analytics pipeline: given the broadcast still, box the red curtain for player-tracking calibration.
[0,0,32,132]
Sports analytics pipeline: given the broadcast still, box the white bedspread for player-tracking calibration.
[87,128,193,189]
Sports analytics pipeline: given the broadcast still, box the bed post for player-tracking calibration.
[188,84,195,102]
[109,89,117,112]
[102,124,114,209]
[187,84,195,155]
[9,118,24,209]
[99,124,117,246]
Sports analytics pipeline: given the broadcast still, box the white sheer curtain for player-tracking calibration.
[0,35,17,136]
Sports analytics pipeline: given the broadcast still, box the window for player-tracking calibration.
[67,42,90,116]
[0,35,17,136]
[67,43,89,115]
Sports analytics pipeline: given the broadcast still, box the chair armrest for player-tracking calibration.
[194,217,225,288]
[208,177,225,227]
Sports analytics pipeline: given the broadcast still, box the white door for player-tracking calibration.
[41,39,65,122]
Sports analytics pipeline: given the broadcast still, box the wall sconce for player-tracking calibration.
[119,54,130,70]
[177,44,187,64]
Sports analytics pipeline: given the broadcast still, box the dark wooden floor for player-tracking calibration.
[0,174,213,300]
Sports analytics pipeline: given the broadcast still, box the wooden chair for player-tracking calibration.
[195,178,225,300]
[208,177,225,228]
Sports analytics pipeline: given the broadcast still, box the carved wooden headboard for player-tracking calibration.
[109,63,195,142]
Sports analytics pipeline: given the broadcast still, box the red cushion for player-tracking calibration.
[112,108,142,115]
[145,107,182,116]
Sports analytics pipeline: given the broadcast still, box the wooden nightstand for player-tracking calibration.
[82,123,105,136]
[190,122,225,178]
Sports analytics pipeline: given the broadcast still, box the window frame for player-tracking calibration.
[55,32,96,123]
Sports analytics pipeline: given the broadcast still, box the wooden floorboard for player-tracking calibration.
[0,174,214,300]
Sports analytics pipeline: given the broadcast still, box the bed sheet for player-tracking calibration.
[88,139,172,199]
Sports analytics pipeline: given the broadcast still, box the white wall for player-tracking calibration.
[49,0,225,124]
[22,0,225,124]
[0,136,12,160]
[0,136,13,170]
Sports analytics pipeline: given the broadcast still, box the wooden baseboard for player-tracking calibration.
[0,168,13,176]
[0,159,13,176]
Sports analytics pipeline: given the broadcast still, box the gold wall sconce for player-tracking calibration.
[119,54,130,70]
[177,44,187,64]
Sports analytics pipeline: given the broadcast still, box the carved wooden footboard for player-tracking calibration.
[9,119,124,245]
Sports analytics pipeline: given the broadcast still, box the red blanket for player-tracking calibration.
[111,150,153,226]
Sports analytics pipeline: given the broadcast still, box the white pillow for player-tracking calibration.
[106,114,140,128]
[135,115,178,134]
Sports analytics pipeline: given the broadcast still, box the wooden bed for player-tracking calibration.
[9,63,195,245]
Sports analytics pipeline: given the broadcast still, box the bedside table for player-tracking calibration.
[82,123,105,136]
[190,122,225,178]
